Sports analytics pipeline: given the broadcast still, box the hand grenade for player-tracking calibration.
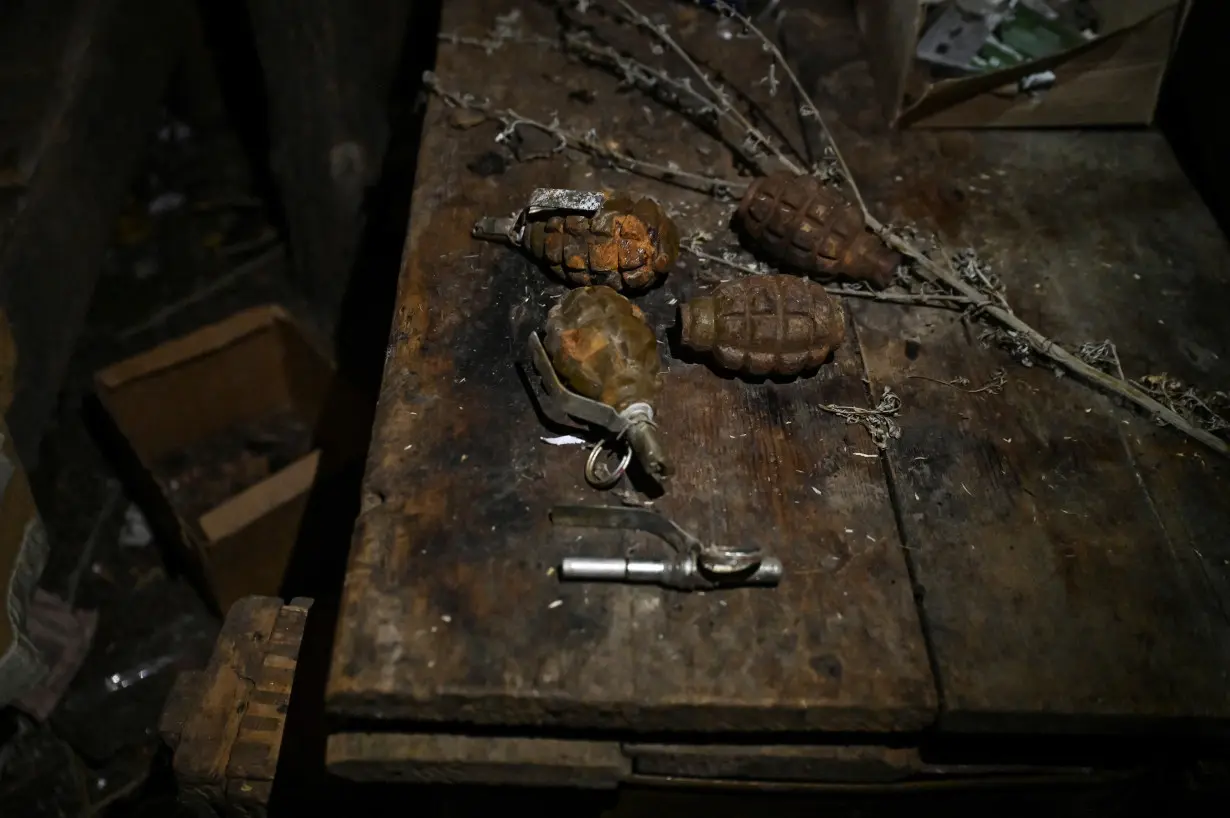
[736,172,899,289]
[474,189,680,292]
[678,274,845,377]
[541,286,670,483]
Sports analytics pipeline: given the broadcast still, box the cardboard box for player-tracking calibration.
[94,305,365,614]
[856,0,1189,127]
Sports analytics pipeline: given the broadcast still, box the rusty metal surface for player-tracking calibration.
[327,0,1230,744]
[737,172,900,288]
[544,287,662,412]
[524,193,680,292]
[679,274,846,377]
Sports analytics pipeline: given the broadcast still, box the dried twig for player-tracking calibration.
[701,0,866,213]
[684,237,973,307]
[1133,374,1230,436]
[1077,339,1126,382]
[909,368,1007,396]
[425,71,746,198]
[820,387,903,449]
[722,3,1230,457]
[616,0,804,176]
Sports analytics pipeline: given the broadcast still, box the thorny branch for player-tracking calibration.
[710,3,1230,456]
[425,71,746,198]
[1133,374,1230,436]
[615,0,804,176]
[700,0,868,215]
[432,1,1228,458]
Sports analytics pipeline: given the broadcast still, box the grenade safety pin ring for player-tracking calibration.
[527,331,669,490]
[585,439,632,489]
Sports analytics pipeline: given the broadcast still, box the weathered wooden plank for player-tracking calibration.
[0,0,189,467]
[160,670,208,750]
[327,733,629,788]
[626,743,922,784]
[175,597,284,785]
[776,4,1230,733]
[855,300,1228,730]
[226,598,312,781]
[325,0,934,733]
[244,0,410,334]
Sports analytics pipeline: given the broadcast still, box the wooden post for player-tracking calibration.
[243,0,411,337]
[0,0,191,467]
[161,596,313,818]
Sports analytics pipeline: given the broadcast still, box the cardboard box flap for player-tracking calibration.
[904,3,1184,127]
[866,0,1183,125]
[95,305,294,390]
[93,304,341,463]
[199,451,321,543]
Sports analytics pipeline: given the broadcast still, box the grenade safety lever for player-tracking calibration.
[528,332,668,489]
[550,505,782,591]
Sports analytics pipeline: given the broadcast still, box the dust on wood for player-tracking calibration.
[329,0,1230,748]
[327,0,933,734]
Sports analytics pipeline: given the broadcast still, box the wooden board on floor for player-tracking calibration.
[326,0,1230,748]
[328,732,630,788]
[163,596,313,817]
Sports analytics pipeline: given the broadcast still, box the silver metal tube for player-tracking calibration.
[561,557,629,580]
[560,557,671,584]
[744,558,784,586]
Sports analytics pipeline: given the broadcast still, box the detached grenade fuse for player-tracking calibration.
[679,274,846,377]
[474,188,680,292]
[528,286,670,488]
[736,172,900,289]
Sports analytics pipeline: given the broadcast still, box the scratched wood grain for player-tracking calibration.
[327,0,1230,747]
[800,4,1230,729]
[325,0,935,733]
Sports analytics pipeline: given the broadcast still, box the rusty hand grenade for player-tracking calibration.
[545,286,664,411]
[678,274,846,377]
[475,190,680,292]
[542,286,670,483]
[736,172,899,289]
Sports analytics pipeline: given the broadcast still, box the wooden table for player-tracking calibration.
[323,0,1230,789]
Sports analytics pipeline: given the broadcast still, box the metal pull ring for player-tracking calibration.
[585,439,632,489]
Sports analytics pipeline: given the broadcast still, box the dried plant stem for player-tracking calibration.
[440,26,772,173]
[684,242,974,308]
[722,4,1230,457]
[707,1,867,214]
[617,0,804,176]
[425,72,747,198]
[875,232,1230,455]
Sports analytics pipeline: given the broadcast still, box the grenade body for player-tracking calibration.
[525,194,679,292]
[736,172,899,289]
[544,286,663,413]
[679,275,845,377]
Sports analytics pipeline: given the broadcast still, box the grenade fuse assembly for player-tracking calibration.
[529,286,670,488]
